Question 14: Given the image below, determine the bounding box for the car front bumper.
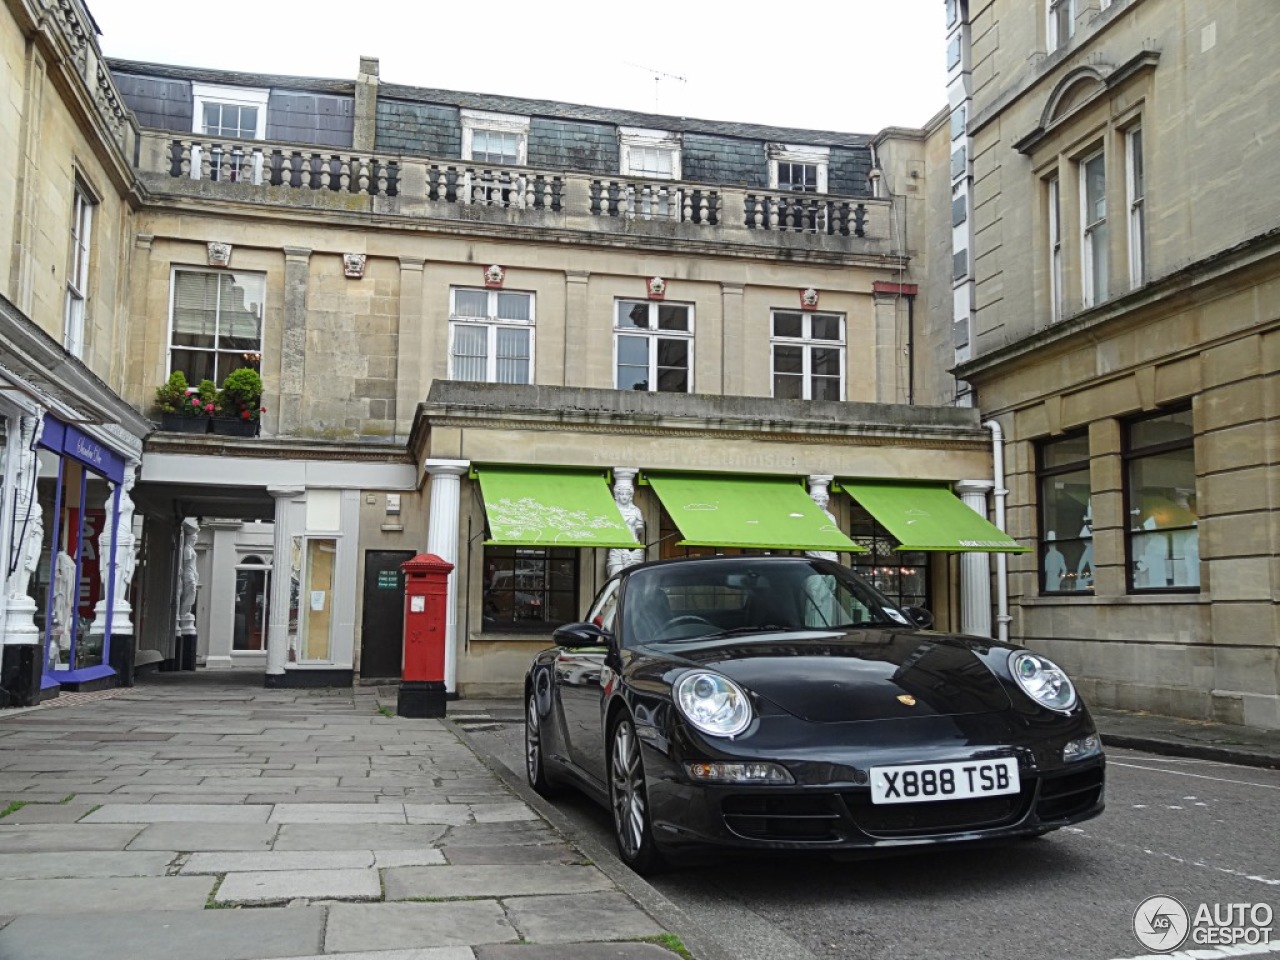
[644,748,1105,854]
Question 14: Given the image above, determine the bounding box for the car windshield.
[620,557,914,646]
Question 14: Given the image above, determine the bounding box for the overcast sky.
[85,0,948,134]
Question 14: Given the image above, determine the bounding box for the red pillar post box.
[398,553,455,718]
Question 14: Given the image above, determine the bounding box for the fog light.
[685,761,794,784]
[1062,735,1101,762]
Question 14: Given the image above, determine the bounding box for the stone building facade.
[1,0,1034,706]
[941,0,1280,728]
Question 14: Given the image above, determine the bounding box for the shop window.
[848,504,930,611]
[482,546,579,631]
[1125,407,1198,592]
[449,288,534,384]
[36,462,110,673]
[1037,432,1094,594]
[770,310,844,401]
[614,300,692,393]
[169,268,265,385]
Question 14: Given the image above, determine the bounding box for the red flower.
[190,396,200,407]
[241,410,250,420]
[204,403,215,414]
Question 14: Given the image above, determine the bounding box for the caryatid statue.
[3,416,45,647]
[606,468,646,578]
[90,460,139,639]
[806,474,839,562]
[177,518,200,635]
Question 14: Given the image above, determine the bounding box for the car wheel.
[525,692,559,797]
[609,716,665,874]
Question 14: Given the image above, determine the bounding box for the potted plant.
[154,371,209,433]
[211,368,264,437]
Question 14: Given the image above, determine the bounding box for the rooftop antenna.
[623,61,687,112]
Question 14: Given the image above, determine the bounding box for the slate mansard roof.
[107,58,875,195]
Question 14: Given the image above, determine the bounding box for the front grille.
[1036,767,1104,821]
[843,786,1032,837]
[722,793,844,842]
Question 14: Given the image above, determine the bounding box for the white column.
[265,486,304,677]
[955,480,994,638]
[425,459,468,694]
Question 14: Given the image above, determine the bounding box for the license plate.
[870,758,1020,805]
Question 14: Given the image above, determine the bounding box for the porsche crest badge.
[897,694,917,707]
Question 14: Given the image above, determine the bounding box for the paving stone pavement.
[0,673,683,960]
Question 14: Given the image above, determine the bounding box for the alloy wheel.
[525,694,541,785]
[610,718,646,860]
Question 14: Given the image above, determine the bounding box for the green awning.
[841,480,1029,553]
[476,467,641,547]
[646,473,864,553]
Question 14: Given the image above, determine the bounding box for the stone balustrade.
[591,179,719,225]
[745,193,869,238]
[169,140,397,197]
[137,130,896,257]
[426,165,562,211]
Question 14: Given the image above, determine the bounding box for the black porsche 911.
[524,555,1104,873]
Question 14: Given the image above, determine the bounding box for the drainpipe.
[983,419,1011,645]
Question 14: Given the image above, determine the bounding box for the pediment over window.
[1014,50,1160,155]
[1044,69,1107,126]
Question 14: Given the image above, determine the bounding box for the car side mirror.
[552,622,611,647]
[902,606,934,629]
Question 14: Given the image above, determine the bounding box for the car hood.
[663,631,1012,723]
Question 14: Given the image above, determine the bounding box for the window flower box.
[210,417,259,437]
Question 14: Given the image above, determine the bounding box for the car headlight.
[1010,652,1078,712]
[674,672,752,738]
[1063,735,1101,762]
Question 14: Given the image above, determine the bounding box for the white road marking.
[1064,829,1280,887]
[1110,761,1280,791]
[1110,753,1266,769]
[1109,941,1280,959]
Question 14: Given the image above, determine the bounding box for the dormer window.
[191,83,268,140]
[461,110,529,166]
[768,144,829,194]
[619,127,681,180]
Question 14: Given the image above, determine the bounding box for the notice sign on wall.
[377,570,399,590]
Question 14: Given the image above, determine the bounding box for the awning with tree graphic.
[476,467,641,547]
